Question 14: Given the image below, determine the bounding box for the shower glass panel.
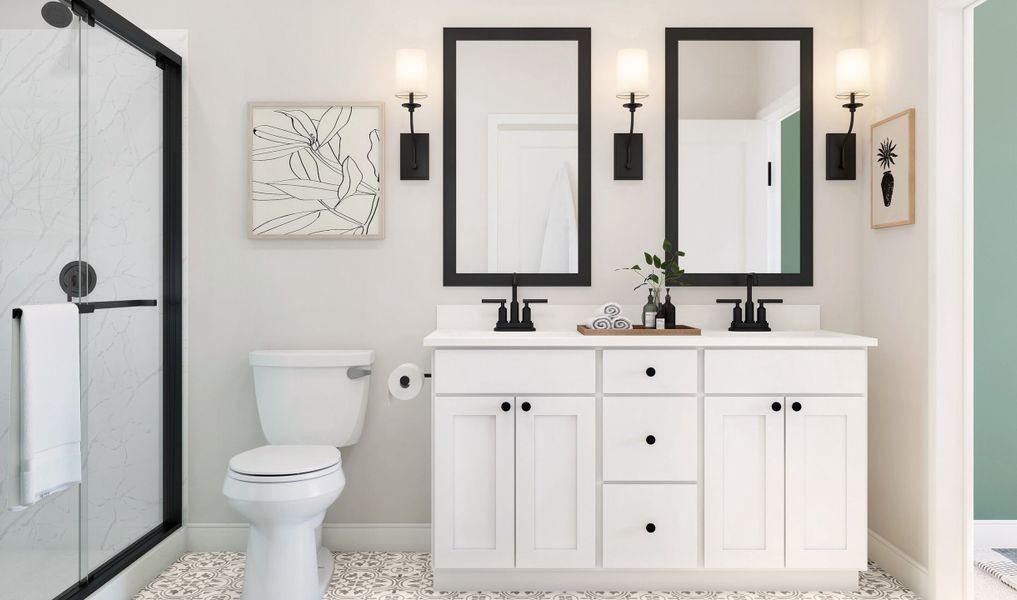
[0,1,180,598]
[80,21,164,572]
[0,16,83,600]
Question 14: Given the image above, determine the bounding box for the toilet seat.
[227,445,341,483]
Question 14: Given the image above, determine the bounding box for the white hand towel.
[611,316,633,329]
[538,165,579,273]
[598,302,622,317]
[12,304,81,508]
[585,315,613,330]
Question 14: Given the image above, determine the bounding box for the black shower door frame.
[55,1,182,599]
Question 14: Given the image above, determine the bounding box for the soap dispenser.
[663,288,676,329]
[642,293,656,328]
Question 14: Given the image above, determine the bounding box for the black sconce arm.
[840,92,864,169]
[622,92,643,170]
[401,92,422,170]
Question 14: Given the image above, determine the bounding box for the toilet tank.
[249,350,374,447]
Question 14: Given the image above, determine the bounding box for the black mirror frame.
[443,27,592,287]
[664,27,814,287]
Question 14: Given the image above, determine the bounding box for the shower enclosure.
[0,1,182,599]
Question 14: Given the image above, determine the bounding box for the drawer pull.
[771,401,782,412]
[645,523,656,533]
[521,401,532,412]
[645,435,656,445]
[792,401,802,412]
[645,367,656,377]
[501,401,511,412]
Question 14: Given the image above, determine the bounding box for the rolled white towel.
[611,316,633,330]
[585,315,613,330]
[598,302,622,317]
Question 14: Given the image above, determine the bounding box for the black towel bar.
[12,299,157,319]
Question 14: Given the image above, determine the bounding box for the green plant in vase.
[617,239,686,310]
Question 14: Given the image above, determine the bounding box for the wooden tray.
[577,324,702,336]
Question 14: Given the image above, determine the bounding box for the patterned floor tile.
[132,552,920,600]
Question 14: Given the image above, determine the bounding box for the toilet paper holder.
[398,372,431,388]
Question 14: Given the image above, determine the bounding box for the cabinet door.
[433,396,515,568]
[515,396,596,568]
[704,396,785,568]
[785,396,867,569]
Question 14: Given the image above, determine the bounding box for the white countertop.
[424,328,878,348]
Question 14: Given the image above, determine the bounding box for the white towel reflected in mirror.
[538,165,579,273]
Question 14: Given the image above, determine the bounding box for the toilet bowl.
[223,350,372,600]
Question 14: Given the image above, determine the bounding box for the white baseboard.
[868,529,929,599]
[90,528,186,600]
[186,523,431,553]
[974,520,1017,549]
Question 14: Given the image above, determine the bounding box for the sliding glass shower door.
[0,16,84,600]
[0,2,181,598]
[79,18,166,574]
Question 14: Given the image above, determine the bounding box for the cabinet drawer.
[434,349,595,394]
[603,350,697,394]
[602,484,698,568]
[704,349,866,394]
[603,397,697,482]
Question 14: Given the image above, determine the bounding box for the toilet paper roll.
[388,363,423,402]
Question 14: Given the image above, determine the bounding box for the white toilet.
[223,349,373,600]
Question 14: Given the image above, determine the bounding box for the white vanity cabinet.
[432,350,597,570]
[703,350,868,570]
[426,328,876,592]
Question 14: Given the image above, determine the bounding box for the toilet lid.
[228,445,341,477]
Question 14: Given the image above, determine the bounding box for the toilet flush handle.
[347,366,372,380]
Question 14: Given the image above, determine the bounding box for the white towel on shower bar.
[11,304,81,508]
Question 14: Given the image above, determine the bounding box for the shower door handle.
[13,299,157,319]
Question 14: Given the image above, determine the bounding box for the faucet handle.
[522,298,547,304]
[482,298,507,304]
[757,299,783,304]
[717,298,744,327]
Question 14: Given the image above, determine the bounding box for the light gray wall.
[862,0,929,569]
[104,0,867,526]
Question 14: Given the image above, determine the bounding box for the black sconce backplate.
[825,132,856,180]
[400,133,429,180]
[614,133,643,180]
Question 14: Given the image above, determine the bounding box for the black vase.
[881,170,895,207]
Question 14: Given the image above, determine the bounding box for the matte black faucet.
[482,273,547,332]
[716,273,783,332]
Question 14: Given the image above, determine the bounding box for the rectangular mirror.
[665,28,813,286]
[444,28,591,286]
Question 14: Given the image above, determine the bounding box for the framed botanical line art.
[870,108,915,229]
[249,102,384,239]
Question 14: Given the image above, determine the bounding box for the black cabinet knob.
[645,435,656,445]
[521,401,531,412]
[645,523,656,533]
[771,401,782,412]
[646,367,656,377]
[792,401,802,412]
[501,401,511,412]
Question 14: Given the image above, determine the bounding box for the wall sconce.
[395,48,429,180]
[614,48,648,180]
[826,48,871,180]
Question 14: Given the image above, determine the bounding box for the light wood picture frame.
[248,102,384,239]
[870,108,915,229]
